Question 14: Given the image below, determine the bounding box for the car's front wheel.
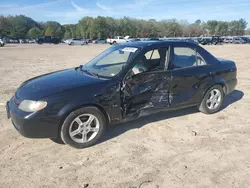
[198,85,224,114]
[61,107,106,149]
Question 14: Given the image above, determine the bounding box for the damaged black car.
[6,41,237,149]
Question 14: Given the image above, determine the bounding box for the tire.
[70,42,74,45]
[112,41,117,45]
[198,85,224,114]
[61,106,106,149]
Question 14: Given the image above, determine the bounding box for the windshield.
[82,45,140,78]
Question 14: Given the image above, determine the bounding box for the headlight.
[18,100,47,112]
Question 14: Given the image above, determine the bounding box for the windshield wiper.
[78,66,100,78]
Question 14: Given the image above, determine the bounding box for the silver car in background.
[223,37,233,43]
[233,37,245,44]
[66,38,88,45]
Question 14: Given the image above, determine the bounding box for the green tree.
[63,24,76,39]
[195,19,202,25]
[8,15,38,38]
[0,14,249,39]
[43,21,64,37]
[0,16,11,37]
[207,20,219,35]
[215,22,228,36]
[245,28,250,35]
[228,19,247,36]
[45,27,53,36]
[27,27,42,39]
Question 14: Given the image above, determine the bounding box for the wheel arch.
[202,78,227,100]
[63,103,110,124]
[211,78,227,94]
[56,103,111,137]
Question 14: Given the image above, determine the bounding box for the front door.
[121,47,171,116]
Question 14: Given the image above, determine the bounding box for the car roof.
[119,40,196,48]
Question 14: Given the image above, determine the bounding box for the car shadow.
[222,89,244,110]
[101,90,244,143]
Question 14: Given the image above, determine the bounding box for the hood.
[16,68,106,101]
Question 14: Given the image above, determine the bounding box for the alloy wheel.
[69,114,100,143]
[206,89,222,110]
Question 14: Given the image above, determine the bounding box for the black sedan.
[6,41,237,149]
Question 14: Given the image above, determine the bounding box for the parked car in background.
[36,36,61,44]
[66,38,88,45]
[0,39,5,46]
[28,39,36,44]
[107,36,130,45]
[93,39,107,44]
[233,37,246,44]
[86,39,93,43]
[199,36,223,45]
[9,39,19,43]
[241,37,250,44]
[6,40,237,149]
[129,38,141,42]
[211,36,223,45]
[19,39,25,44]
[198,37,212,45]
[223,37,233,43]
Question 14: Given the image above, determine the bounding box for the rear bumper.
[225,78,237,94]
[6,98,61,138]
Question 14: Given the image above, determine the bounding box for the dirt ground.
[0,43,249,188]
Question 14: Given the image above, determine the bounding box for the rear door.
[169,45,211,108]
[121,47,171,116]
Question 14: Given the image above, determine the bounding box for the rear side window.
[172,47,207,69]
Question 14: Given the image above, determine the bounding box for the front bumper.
[6,97,61,138]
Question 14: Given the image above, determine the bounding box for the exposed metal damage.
[120,73,172,120]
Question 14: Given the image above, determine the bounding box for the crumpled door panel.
[121,72,171,116]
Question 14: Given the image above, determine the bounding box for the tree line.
[0,15,248,39]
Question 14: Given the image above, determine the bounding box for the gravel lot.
[0,44,249,188]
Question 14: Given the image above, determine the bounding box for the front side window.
[82,46,140,77]
[172,47,207,69]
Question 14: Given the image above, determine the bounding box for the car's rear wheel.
[198,85,224,114]
[61,107,106,149]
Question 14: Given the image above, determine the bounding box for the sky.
[0,0,249,26]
